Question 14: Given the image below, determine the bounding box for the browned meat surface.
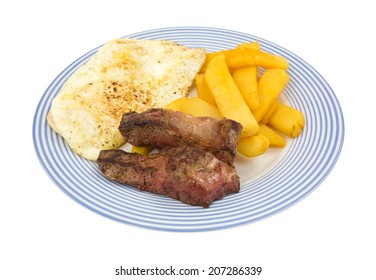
[97,146,240,207]
[118,108,242,165]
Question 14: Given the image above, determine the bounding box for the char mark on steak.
[118,108,242,165]
[97,146,240,208]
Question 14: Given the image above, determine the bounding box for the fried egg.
[48,38,206,160]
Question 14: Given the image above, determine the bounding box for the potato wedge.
[180,97,222,119]
[201,48,254,72]
[259,123,286,147]
[252,69,289,122]
[237,41,260,50]
[205,54,259,138]
[200,47,288,73]
[200,50,227,73]
[260,101,279,124]
[254,52,288,70]
[131,145,153,155]
[195,74,216,106]
[238,133,270,157]
[232,66,259,111]
[164,97,189,111]
[268,102,305,138]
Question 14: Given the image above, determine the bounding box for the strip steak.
[97,146,240,207]
[118,108,242,165]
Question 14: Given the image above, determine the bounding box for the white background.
[1,0,375,279]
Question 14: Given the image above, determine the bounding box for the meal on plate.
[47,37,306,207]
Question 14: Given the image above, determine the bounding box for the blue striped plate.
[33,27,344,231]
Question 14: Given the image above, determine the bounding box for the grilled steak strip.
[97,146,240,207]
[118,108,242,165]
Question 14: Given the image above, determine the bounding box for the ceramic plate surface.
[33,27,344,231]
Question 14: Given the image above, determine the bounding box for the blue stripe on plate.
[32,26,344,231]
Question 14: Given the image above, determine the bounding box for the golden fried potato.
[164,97,189,111]
[232,66,259,111]
[205,54,259,138]
[200,47,288,73]
[236,41,260,50]
[268,102,305,138]
[252,69,289,122]
[260,101,279,124]
[238,133,270,157]
[131,145,153,155]
[259,123,286,147]
[195,74,216,106]
[180,97,222,119]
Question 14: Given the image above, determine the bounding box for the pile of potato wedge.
[135,41,305,158]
